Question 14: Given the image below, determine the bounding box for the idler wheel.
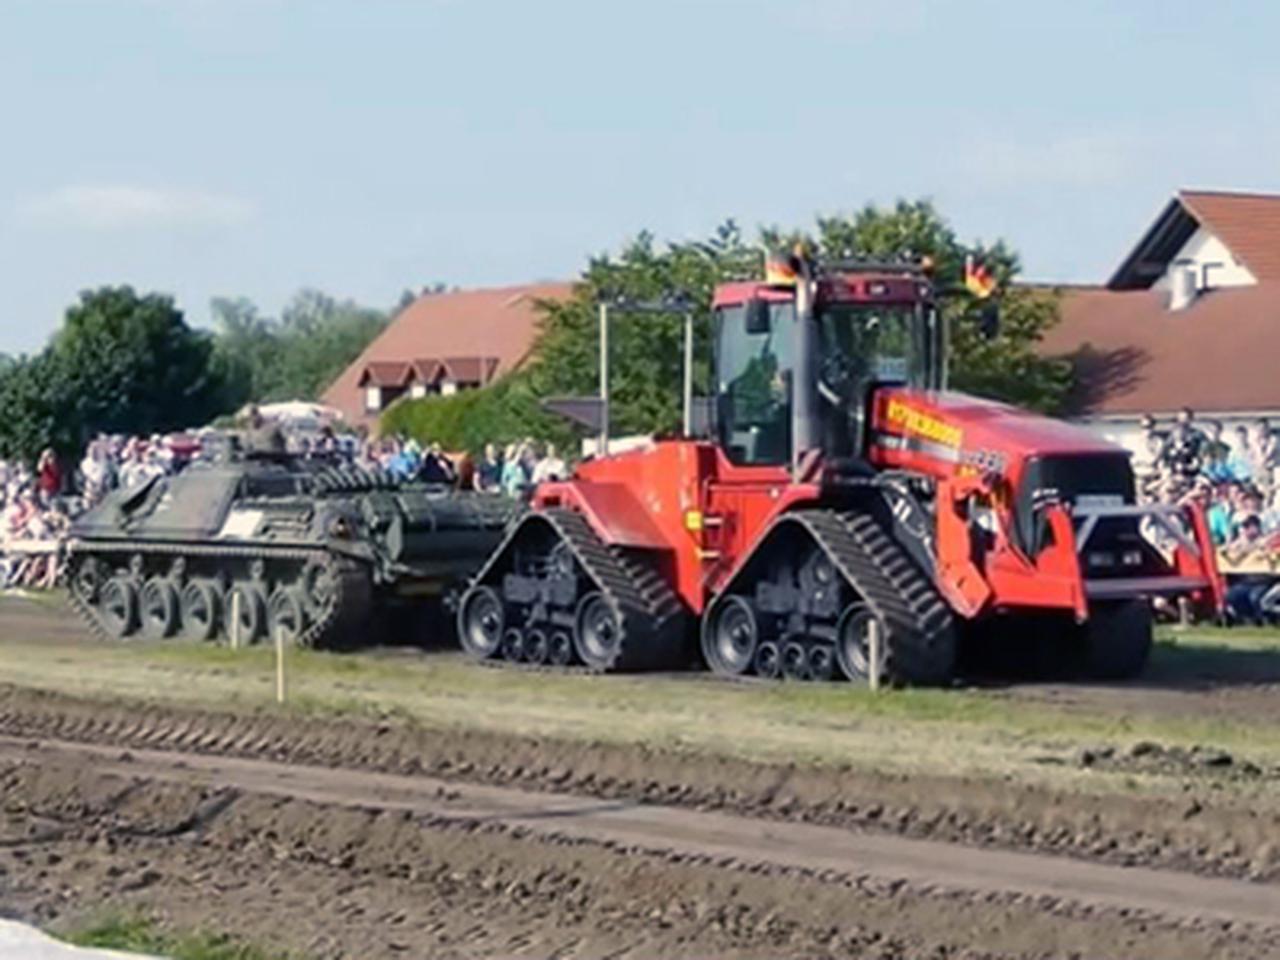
[72,557,101,605]
[180,579,221,642]
[99,576,139,639]
[140,577,180,639]
[836,604,884,683]
[457,586,504,659]
[573,592,623,671]
[701,595,758,677]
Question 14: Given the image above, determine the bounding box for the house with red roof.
[323,282,572,430]
[1043,189,1280,449]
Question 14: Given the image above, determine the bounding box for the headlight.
[1087,551,1115,568]
[1122,550,1143,567]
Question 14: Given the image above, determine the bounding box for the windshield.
[816,302,930,395]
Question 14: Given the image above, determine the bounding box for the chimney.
[1168,266,1197,311]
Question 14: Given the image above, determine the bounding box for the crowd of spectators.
[1134,408,1280,624]
[365,436,568,496]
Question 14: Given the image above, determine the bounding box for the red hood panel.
[873,389,1123,461]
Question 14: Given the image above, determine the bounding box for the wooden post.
[867,617,881,693]
[230,591,241,651]
[275,625,286,704]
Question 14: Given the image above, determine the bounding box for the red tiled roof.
[1180,190,1280,281]
[324,282,573,426]
[1040,283,1280,416]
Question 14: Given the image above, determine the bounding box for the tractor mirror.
[978,301,1000,339]
[744,298,771,335]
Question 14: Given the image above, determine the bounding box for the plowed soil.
[2,597,1280,957]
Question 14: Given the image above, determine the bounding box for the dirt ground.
[2,596,1280,958]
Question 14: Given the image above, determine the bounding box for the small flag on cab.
[964,254,997,299]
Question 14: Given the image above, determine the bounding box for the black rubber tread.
[459,508,686,674]
[781,509,956,687]
[66,544,371,651]
[1079,600,1153,680]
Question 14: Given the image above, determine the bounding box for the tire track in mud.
[3,740,1280,960]
[1,685,1278,885]
[4,734,1280,932]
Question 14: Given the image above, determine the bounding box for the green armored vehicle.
[66,452,517,648]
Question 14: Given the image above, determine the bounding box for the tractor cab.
[711,262,942,467]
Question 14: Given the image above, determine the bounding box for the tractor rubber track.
[784,509,957,685]
[470,508,687,672]
[67,543,372,650]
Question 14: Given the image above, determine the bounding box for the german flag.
[964,254,997,299]
[764,251,799,287]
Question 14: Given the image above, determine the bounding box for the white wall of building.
[1153,228,1256,291]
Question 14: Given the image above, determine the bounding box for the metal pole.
[682,310,694,436]
[275,625,286,704]
[598,302,610,456]
[230,591,240,651]
[867,617,881,692]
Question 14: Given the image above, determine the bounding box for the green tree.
[0,286,232,460]
[211,290,389,404]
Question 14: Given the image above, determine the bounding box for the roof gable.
[1109,189,1280,290]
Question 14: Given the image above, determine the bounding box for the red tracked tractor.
[457,252,1223,685]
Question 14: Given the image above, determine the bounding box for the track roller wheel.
[140,577,180,639]
[808,644,836,681]
[701,595,758,677]
[548,630,574,667]
[180,579,221,642]
[754,641,781,679]
[99,576,139,639]
[781,639,809,681]
[226,584,266,645]
[836,604,883,683]
[268,587,307,646]
[524,627,549,664]
[457,586,504,659]
[574,592,623,672]
[501,627,525,662]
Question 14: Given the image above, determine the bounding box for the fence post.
[230,592,241,651]
[867,617,881,693]
[275,624,286,704]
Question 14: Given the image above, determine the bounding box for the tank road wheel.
[268,587,307,647]
[71,557,102,606]
[754,641,782,679]
[524,627,550,665]
[701,595,758,677]
[99,577,139,639]
[226,584,266,645]
[140,577,180,639]
[300,558,339,622]
[1078,601,1154,680]
[781,639,810,681]
[180,580,221,642]
[574,592,624,672]
[457,586,504,659]
[548,630,574,667]
[501,627,526,662]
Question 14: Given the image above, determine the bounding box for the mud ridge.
[4,753,1279,960]
[1,684,1278,884]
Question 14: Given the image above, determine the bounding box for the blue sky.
[1,0,1276,352]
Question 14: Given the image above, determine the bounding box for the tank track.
[781,509,956,685]
[67,541,371,650]
[464,507,687,673]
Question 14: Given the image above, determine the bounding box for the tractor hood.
[869,388,1124,479]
